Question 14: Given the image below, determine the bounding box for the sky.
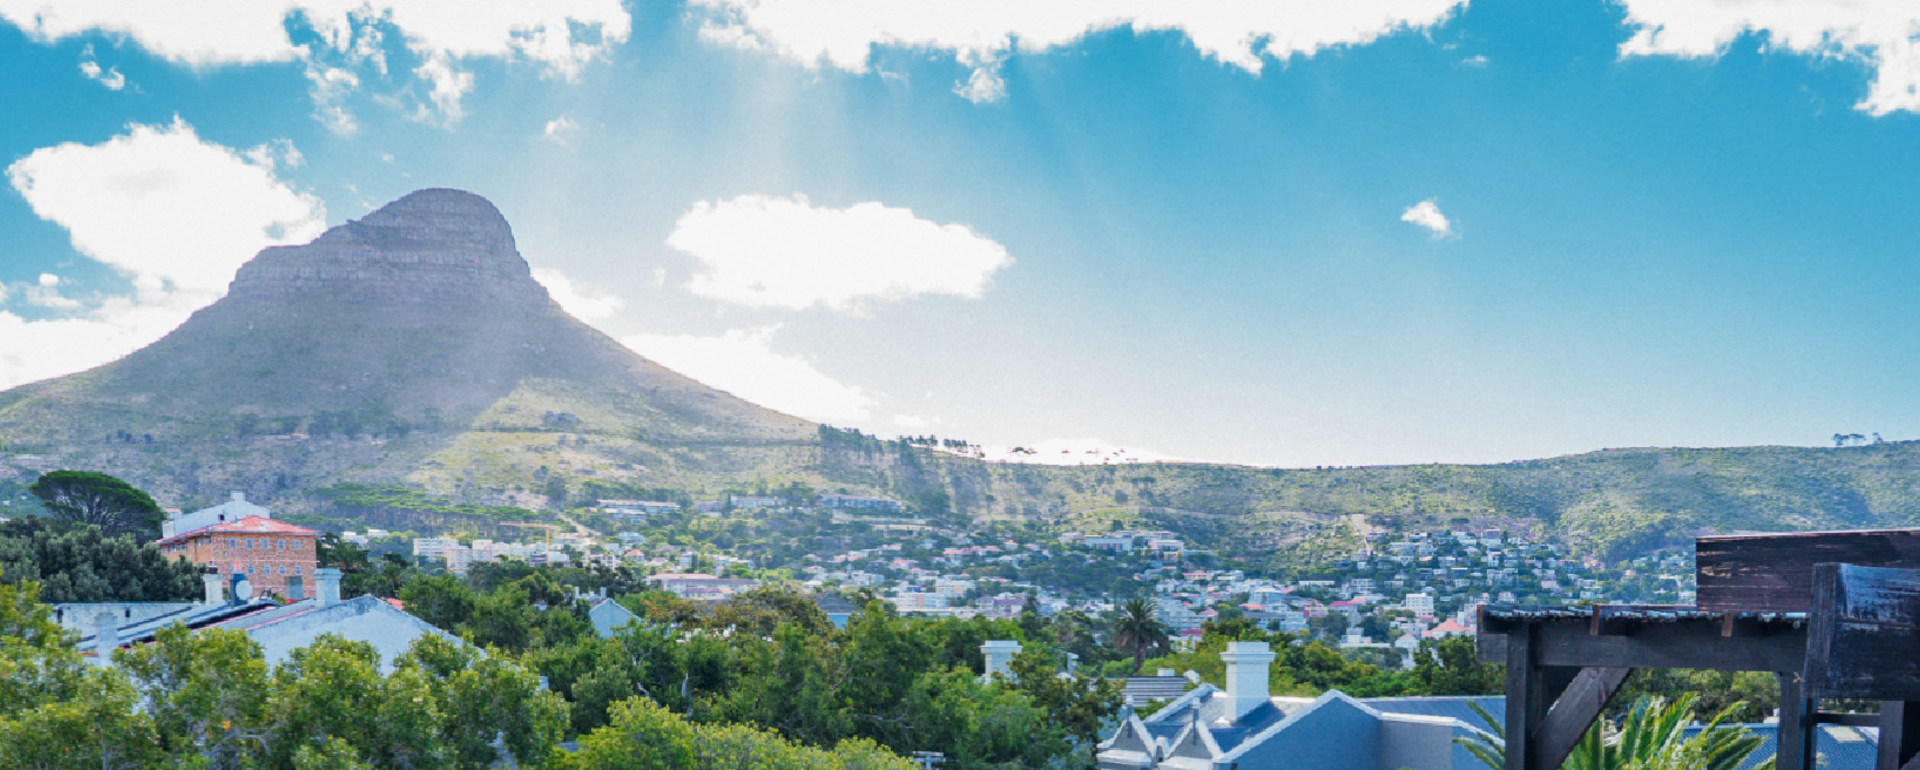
[3,0,1920,469]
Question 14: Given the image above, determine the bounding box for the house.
[1096,641,1502,770]
[588,596,641,637]
[649,573,759,600]
[818,494,903,513]
[78,569,463,672]
[155,493,319,600]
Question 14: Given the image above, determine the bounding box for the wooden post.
[1777,672,1816,770]
[1877,701,1920,770]
[1531,667,1631,770]
[1505,624,1540,770]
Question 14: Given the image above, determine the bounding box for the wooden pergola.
[1476,529,1920,770]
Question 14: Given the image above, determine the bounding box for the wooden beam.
[1814,712,1883,727]
[1807,563,1920,701]
[1529,667,1631,770]
[1777,672,1816,770]
[1698,529,1920,612]
[1477,620,1805,672]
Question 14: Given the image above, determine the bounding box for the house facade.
[156,493,319,599]
[1097,641,1501,770]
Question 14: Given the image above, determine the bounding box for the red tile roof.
[159,515,319,545]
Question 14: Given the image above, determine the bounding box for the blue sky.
[3,0,1919,468]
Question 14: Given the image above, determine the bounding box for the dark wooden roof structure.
[1477,528,1920,770]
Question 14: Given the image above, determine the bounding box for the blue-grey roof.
[1363,696,1506,732]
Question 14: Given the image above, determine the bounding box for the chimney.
[231,491,246,503]
[286,576,305,602]
[1221,641,1276,721]
[94,611,118,655]
[202,570,224,605]
[980,640,1022,683]
[315,568,342,607]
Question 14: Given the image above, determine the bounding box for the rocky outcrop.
[227,189,549,306]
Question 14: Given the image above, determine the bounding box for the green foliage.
[0,572,162,770]
[1112,597,1170,674]
[321,484,538,520]
[1411,635,1504,696]
[1006,647,1123,764]
[0,517,202,602]
[562,696,918,770]
[28,470,164,538]
[1458,694,1772,770]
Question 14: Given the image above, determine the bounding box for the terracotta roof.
[159,515,319,545]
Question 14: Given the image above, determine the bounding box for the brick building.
[158,514,319,600]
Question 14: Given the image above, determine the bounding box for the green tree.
[27,470,165,538]
[0,572,159,770]
[1007,646,1124,765]
[0,517,201,602]
[1411,635,1503,696]
[117,625,273,769]
[1111,598,1171,674]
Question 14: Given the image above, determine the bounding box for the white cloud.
[1400,198,1453,237]
[544,116,579,141]
[0,0,630,123]
[669,194,1012,312]
[78,44,126,89]
[689,0,1467,100]
[37,274,58,287]
[620,325,873,422]
[1616,1,1920,116]
[0,118,325,389]
[980,438,1195,466]
[532,268,624,319]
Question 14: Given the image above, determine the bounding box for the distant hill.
[3,189,1917,562]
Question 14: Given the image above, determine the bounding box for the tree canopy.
[0,517,201,603]
[27,471,165,538]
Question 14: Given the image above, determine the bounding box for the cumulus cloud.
[532,268,624,319]
[689,0,1467,101]
[669,194,1012,312]
[0,118,325,389]
[1615,0,1920,115]
[621,326,873,422]
[1401,198,1453,237]
[0,0,630,123]
[78,44,126,89]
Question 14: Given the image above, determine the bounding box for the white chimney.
[94,611,118,655]
[981,640,1022,683]
[202,571,224,605]
[1221,641,1276,721]
[315,568,342,607]
[231,491,246,503]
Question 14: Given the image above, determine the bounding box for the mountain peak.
[227,188,544,306]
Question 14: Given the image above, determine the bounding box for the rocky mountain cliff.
[0,189,813,511]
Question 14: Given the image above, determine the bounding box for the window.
[294,566,302,575]
[277,539,285,549]
[246,565,254,575]
[229,538,236,549]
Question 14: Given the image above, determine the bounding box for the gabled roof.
[158,515,319,545]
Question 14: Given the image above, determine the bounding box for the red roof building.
[157,515,320,600]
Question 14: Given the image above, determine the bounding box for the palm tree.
[1112,598,1172,674]
[1457,693,1772,770]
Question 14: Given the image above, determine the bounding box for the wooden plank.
[1530,667,1631,770]
[1879,701,1920,770]
[1478,621,1804,670]
[1806,563,1920,700]
[1814,712,1883,727]
[1698,529,1920,613]
[1778,673,1816,770]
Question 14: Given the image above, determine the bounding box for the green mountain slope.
[2,189,1915,561]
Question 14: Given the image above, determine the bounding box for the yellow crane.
[501,521,562,550]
